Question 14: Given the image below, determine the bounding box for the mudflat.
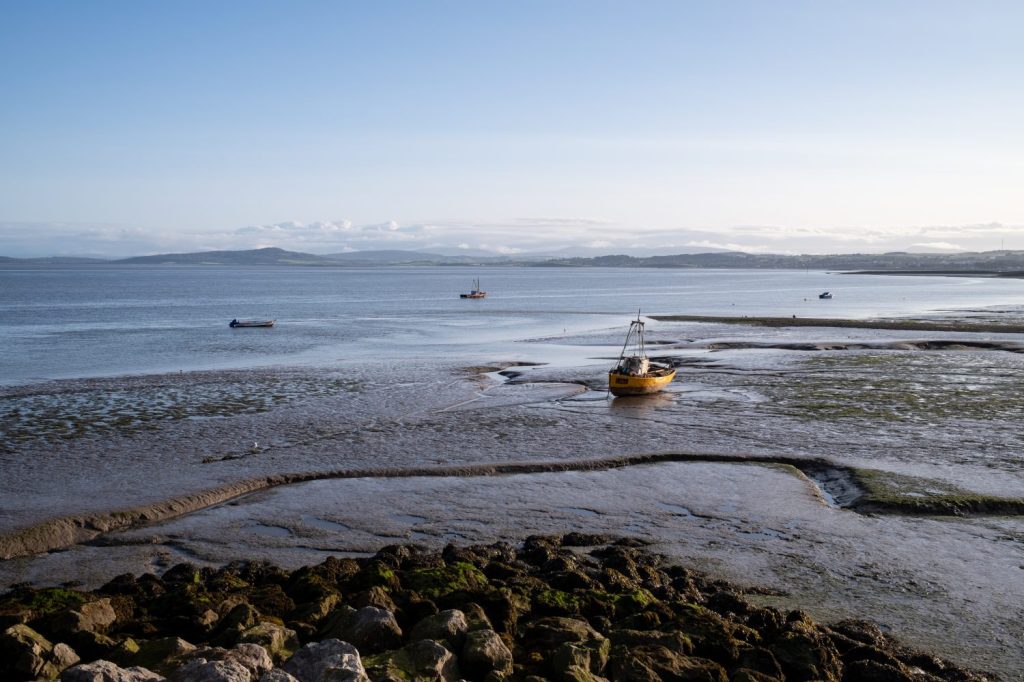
[2,315,1023,678]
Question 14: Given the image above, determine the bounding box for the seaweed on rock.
[0,536,997,681]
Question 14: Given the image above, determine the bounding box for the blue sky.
[2,1,1023,257]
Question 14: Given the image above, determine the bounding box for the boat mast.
[636,310,645,358]
[617,310,646,361]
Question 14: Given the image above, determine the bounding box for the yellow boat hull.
[608,368,675,396]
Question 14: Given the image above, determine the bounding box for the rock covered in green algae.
[460,628,514,679]
[0,535,998,681]
[364,638,461,681]
[238,622,300,663]
[319,606,403,655]
[408,609,469,651]
[0,623,80,680]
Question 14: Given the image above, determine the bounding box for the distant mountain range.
[115,247,334,266]
[113,248,518,266]
[3,246,1024,272]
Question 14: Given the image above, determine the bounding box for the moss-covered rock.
[769,616,843,682]
[347,560,401,593]
[319,605,403,655]
[288,591,341,627]
[550,637,610,680]
[409,609,469,651]
[461,628,514,679]
[0,535,993,682]
[364,638,460,681]
[532,588,584,616]
[239,621,299,663]
[405,562,489,602]
[0,586,88,628]
[131,635,197,674]
[608,645,728,682]
[48,597,117,635]
[0,623,80,680]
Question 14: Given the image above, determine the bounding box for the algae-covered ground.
[768,351,1024,424]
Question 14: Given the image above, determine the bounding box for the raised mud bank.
[650,314,1024,335]
[846,269,1024,279]
[0,535,996,681]
[5,454,1023,561]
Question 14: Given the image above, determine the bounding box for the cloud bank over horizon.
[2,219,1021,260]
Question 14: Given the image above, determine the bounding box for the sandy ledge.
[4,453,1022,561]
[650,314,1024,334]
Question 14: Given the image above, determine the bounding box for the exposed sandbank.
[4,453,1022,562]
[846,269,1024,278]
[650,314,1024,334]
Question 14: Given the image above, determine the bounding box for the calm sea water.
[2,265,1022,384]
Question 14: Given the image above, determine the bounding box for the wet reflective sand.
[2,318,1024,678]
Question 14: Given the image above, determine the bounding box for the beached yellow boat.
[608,314,675,396]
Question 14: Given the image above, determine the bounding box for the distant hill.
[520,245,735,259]
[6,247,1024,272]
[323,249,447,262]
[112,247,509,266]
[322,249,515,265]
[535,250,1024,272]
[115,247,333,265]
[0,256,110,264]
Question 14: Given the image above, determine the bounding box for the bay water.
[3,265,1021,385]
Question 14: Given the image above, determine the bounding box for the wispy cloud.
[911,241,964,251]
[684,239,777,253]
[236,220,355,236]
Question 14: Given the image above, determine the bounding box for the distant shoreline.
[5,246,1024,271]
[649,314,1024,334]
[845,269,1024,278]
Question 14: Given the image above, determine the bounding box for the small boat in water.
[229,319,275,328]
[460,278,486,299]
[608,313,675,396]
[818,291,833,299]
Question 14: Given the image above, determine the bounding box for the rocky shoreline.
[0,535,995,682]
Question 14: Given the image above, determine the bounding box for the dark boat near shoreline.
[229,319,275,328]
[460,278,486,299]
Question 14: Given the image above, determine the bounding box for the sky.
[2,1,1024,258]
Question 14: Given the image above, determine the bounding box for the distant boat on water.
[229,319,275,328]
[818,291,833,299]
[608,313,675,397]
[460,278,486,299]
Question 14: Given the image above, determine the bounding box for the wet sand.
[651,313,1024,335]
[3,317,1024,678]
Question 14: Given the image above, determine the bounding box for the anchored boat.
[460,278,487,299]
[229,319,275,328]
[818,291,833,299]
[608,313,675,396]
